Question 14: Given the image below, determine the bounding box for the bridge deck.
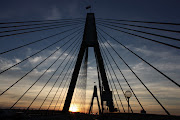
[1,109,180,120]
[101,113,180,120]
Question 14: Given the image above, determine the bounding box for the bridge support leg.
[62,44,86,112]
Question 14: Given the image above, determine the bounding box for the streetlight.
[125,90,132,113]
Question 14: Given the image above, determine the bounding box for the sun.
[69,104,78,112]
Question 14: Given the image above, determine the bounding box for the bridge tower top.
[83,13,98,47]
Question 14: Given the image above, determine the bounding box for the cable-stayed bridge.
[0,13,180,120]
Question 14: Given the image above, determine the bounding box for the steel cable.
[26,34,82,110]
[98,27,180,88]
[96,18,180,25]
[97,24,180,50]
[0,27,83,76]
[97,27,171,115]
[96,20,180,33]
[9,30,83,109]
[97,22,180,42]
[0,26,83,55]
[0,19,84,29]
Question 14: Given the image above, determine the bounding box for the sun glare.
[69,104,78,112]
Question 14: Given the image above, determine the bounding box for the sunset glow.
[69,104,79,112]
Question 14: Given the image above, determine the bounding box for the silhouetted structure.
[63,13,114,113]
[0,10,180,118]
[89,85,101,114]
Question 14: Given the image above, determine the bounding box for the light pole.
[125,90,132,113]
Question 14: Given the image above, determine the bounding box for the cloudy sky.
[0,0,180,115]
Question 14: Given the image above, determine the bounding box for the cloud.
[26,47,68,69]
[132,45,179,60]
[45,6,62,20]
[66,1,79,18]
[0,57,21,71]
[154,62,180,71]
[99,39,119,48]
[0,43,180,115]
[132,62,145,71]
[29,56,43,64]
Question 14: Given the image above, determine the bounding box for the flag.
[86,6,91,9]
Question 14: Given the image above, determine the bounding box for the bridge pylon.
[62,13,115,113]
[89,85,101,114]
